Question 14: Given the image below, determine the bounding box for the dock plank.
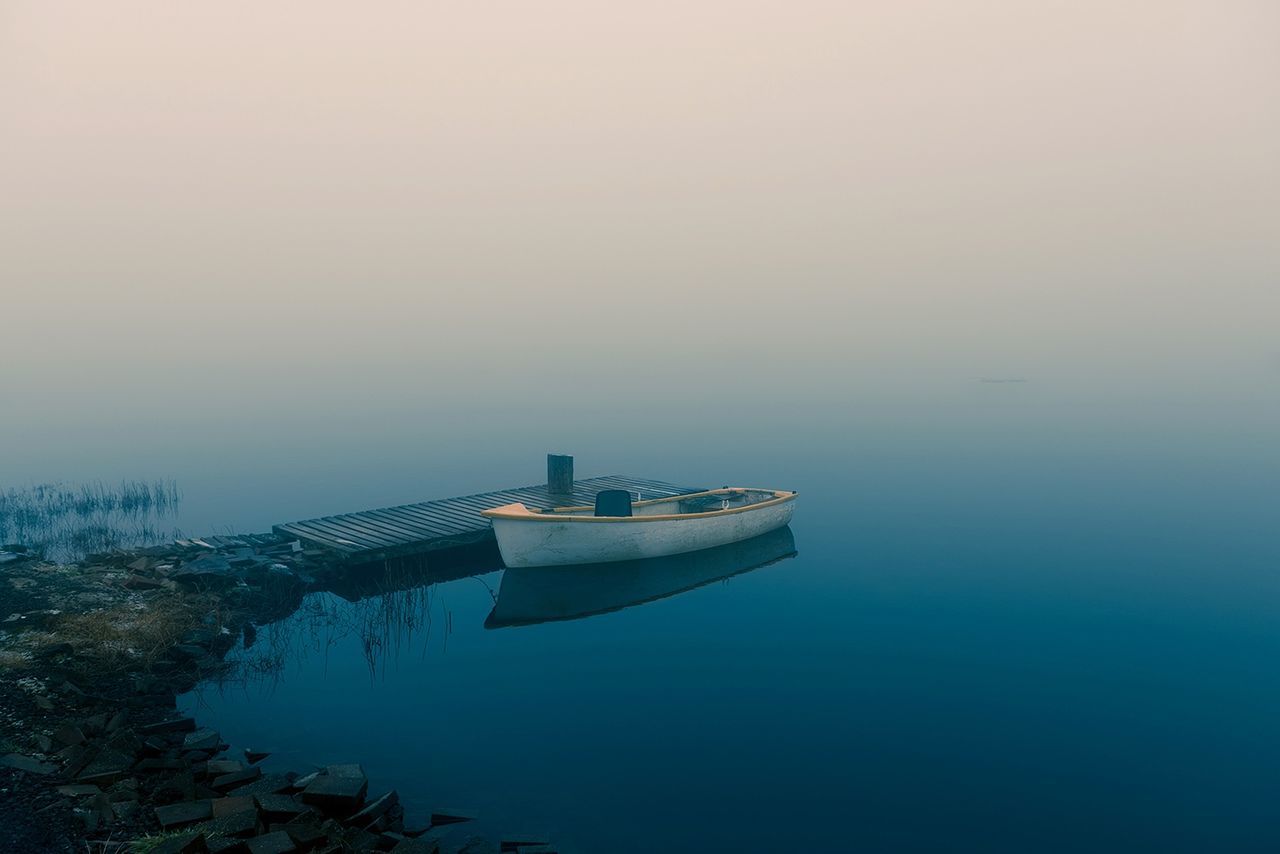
[273,475,701,561]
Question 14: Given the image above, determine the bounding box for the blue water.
[178,438,1280,852]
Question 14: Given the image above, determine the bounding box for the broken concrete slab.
[212,765,262,791]
[430,807,477,826]
[139,717,197,736]
[183,728,222,751]
[325,763,366,778]
[348,790,398,828]
[301,772,368,813]
[453,837,499,854]
[210,795,257,817]
[155,799,213,828]
[106,709,128,732]
[207,759,245,776]
[245,831,298,854]
[192,807,260,838]
[149,831,209,854]
[1,753,58,775]
[76,747,136,785]
[276,816,328,850]
[255,792,312,820]
[137,755,188,772]
[57,784,102,797]
[227,772,295,798]
[244,834,296,854]
[390,839,441,854]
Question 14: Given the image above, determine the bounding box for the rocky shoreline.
[0,538,544,854]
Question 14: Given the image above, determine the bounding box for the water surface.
[176,430,1279,852]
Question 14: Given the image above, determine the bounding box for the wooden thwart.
[273,475,702,561]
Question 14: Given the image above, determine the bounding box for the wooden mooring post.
[547,453,574,497]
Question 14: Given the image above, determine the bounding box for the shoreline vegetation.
[0,482,528,854]
[0,480,182,565]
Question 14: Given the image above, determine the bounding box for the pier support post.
[548,454,574,497]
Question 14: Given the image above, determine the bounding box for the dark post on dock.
[548,453,574,497]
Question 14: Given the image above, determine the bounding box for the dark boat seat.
[594,489,633,517]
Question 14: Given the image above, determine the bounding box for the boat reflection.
[485,526,797,628]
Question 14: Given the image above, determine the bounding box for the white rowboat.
[481,487,798,568]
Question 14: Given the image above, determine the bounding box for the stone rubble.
[0,536,543,854]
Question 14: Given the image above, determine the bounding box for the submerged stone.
[348,790,398,828]
[430,807,478,826]
[390,839,440,854]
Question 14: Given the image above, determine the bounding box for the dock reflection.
[485,526,797,629]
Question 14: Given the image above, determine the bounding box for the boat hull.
[489,492,796,568]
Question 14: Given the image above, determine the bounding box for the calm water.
[7,5,1278,849]
[162,422,1280,853]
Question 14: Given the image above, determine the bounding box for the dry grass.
[50,592,222,674]
[0,649,33,669]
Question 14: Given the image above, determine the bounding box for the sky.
[2,1,1277,488]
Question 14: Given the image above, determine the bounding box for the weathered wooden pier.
[273,455,702,562]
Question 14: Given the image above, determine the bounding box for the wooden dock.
[273,472,702,562]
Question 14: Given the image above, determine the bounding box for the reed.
[0,479,181,562]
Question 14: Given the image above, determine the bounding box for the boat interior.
[545,488,788,518]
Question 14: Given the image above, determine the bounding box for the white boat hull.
[485,489,797,568]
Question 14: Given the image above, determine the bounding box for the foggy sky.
[2,1,1277,480]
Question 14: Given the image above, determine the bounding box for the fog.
[3,1,1277,498]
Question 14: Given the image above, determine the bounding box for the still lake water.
[144,410,1280,853]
